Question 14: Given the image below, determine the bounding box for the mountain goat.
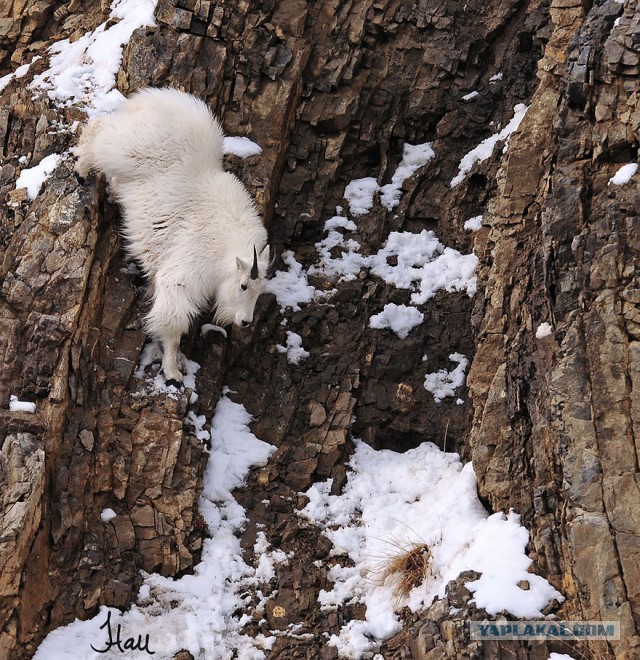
[74,87,270,386]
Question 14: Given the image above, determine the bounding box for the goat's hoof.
[74,171,85,186]
[165,378,183,389]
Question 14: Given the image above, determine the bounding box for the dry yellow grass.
[377,542,431,599]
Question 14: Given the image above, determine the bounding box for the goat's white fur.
[74,87,269,384]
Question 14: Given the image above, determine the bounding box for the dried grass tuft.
[378,542,431,599]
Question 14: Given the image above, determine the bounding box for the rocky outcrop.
[0,1,104,70]
[0,102,209,656]
[0,0,639,658]
[467,1,640,656]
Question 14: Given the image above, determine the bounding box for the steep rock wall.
[467,1,640,657]
[0,0,638,658]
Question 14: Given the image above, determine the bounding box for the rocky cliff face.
[468,1,640,656]
[0,0,639,658]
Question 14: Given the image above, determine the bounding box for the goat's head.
[215,244,271,327]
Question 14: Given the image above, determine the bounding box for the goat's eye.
[241,284,248,291]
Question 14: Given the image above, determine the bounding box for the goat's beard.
[212,304,236,327]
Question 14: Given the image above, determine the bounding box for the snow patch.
[450,104,528,188]
[185,410,210,442]
[265,250,322,311]
[608,162,638,186]
[369,303,424,340]
[9,395,36,413]
[276,331,310,365]
[30,0,157,117]
[100,508,117,524]
[380,142,435,211]
[424,353,469,403]
[310,227,366,282]
[34,392,281,660]
[15,153,62,200]
[0,55,41,93]
[342,143,435,215]
[324,215,357,232]
[310,222,477,304]
[223,136,262,158]
[369,230,478,304]
[302,440,564,657]
[464,215,483,231]
[344,177,379,216]
[536,322,553,339]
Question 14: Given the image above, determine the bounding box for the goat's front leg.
[146,282,191,388]
[160,329,183,387]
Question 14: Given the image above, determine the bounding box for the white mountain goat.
[73,87,270,386]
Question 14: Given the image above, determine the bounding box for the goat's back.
[77,87,225,183]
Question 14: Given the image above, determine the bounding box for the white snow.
[369,230,478,304]
[608,162,638,186]
[223,136,262,158]
[464,215,483,231]
[100,508,117,524]
[15,153,62,201]
[0,72,16,93]
[450,103,528,188]
[380,142,435,211]
[265,250,321,311]
[342,143,435,215]
[461,91,479,101]
[344,177,379,216]
[276,331,310,364]
[548,654,576,660]
[9,395,36,413]
[310,223,477,305]
[34,392,282,660]
[536,322,553,339]
[489,72,503,82]
[30,0,157,117]
[311,227,366,281]
[134,341,201,401]
[185,410,210,442]
[302,439,564,657]
[369,303,424,340]
[324,215,357,232]
[301,164,475,315]
[424,353,469,403]
[0,55,41,93]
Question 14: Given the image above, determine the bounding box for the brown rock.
[1,0,640,658]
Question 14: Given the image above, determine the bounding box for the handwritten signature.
[90,610,155,655]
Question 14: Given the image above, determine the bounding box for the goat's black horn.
[250,245,259,280]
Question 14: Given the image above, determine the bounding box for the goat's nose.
[241,320,250,327]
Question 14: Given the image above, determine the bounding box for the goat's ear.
[259,244,270,263]
[236,257,247,271]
